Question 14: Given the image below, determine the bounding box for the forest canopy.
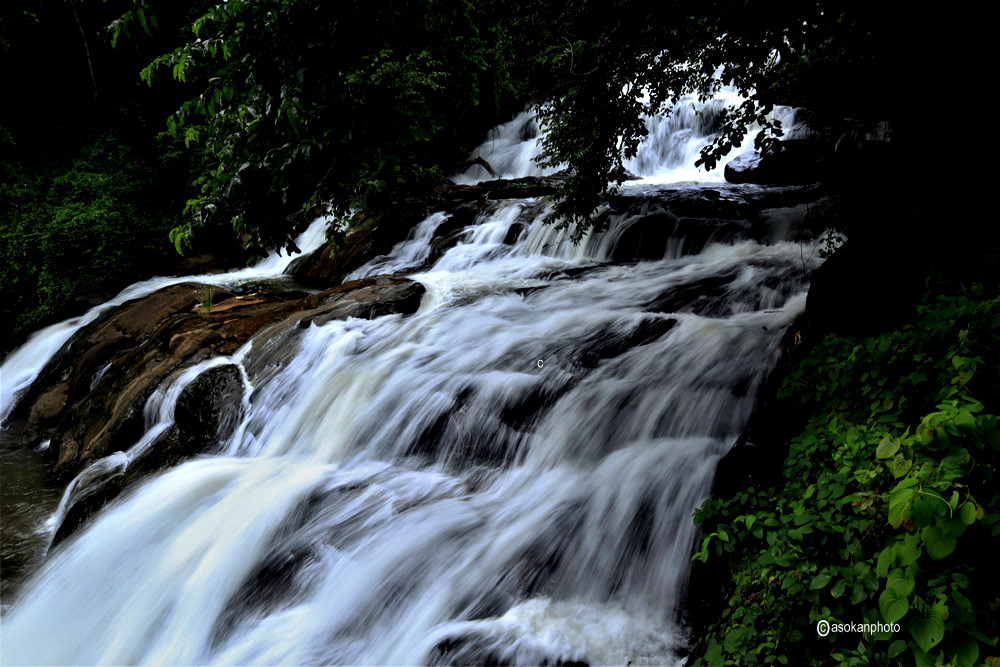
[104,0,920,251]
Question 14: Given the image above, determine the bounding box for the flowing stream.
[1,97,823,665]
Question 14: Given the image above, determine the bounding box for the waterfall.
[453,88,806,186]
[1,95,828,665]
[1,182,822,664]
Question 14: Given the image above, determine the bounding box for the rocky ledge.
[2,275,425,536]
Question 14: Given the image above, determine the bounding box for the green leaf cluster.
[0,130,182,349]
[121,0,507,256]
[691,281,1000,666]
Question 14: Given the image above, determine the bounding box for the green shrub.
[1,130,181,349]
[692,281,1000,666]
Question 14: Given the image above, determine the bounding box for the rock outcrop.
[289,176,565,288]
[724,139,831,185]
[6,276,426,489]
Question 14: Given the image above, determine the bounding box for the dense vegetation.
[691,274,1000,666]
[100,0,923,247]
[0,1,197,350]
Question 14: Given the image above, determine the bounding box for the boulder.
[7,276,426,488]
[174,364,244,449]
[724,140,830,185]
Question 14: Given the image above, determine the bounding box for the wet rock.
[50,366,245,547]
[504,222,525,245]
[288,199,432,288]
[287,226,376,288]
[609,213,751,262]
[437,175,563,202]
[647,272,738,315]
[25,383,70,439]
[299,276,426,327]
[290,177,562,288]
[175,364,244,448]
[7,276,425,489]
[610,163,639,182]
[51,471,127,548]
[54,439,79,474]
[577,318,678,369]
[25,275,426,546]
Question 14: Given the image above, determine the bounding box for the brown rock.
[54,440,79,473]
[27,383,70,428]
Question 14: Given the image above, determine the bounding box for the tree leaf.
[960,501,977,525]
[875,547,893,577]
[921,524,957,560]
[889,485,915,528]
[909,608,945,653]
[891,453,912,478]
[893,534,921,566]
[876,435,899,459]
[887,567,914,597]
[879,586,909,624]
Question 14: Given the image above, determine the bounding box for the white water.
[454,88,804,186]
[2,97,825,665]
[0,217,330,425]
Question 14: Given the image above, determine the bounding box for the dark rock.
[805,238,920,336]
[25,383,70,440]
[7,276,425,490]
[609,213,750,263]
[724,140,830,185]
[609,212,678,261]
[610,163,639,182]
[647,272,738,315]
[289,177,563,289]
[288,199,432,288]
[303,276,426,327]
[286,227,376,288]
[29,276,426,545]
[504,222,525,245]
[577,318,677,368]
[175,364,244,448]
[436,175,564,202]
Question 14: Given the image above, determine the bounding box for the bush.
[0,129,182,350]
[691,280,1000,666]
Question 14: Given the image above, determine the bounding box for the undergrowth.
[692,279,1000,666]
[0,129,182,350]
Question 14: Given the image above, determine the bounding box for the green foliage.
[104,0,911,249]
[197,285,215,317]
[0,131,181,349]
[505,0,916,228]
[117,0,505,256]
[691,282,1000,666]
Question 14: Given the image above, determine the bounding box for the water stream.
[1,96,823,665]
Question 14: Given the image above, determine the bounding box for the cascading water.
[1,97,827,666]
[43,347,254,548]
[453,88,806,186]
